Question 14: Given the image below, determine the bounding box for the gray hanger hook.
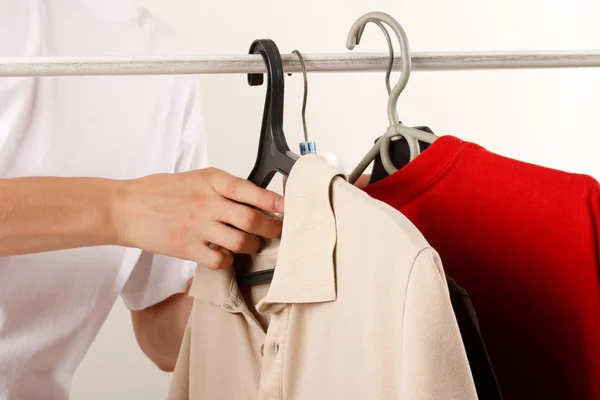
[346,12,424,183]
[291,50,309,143]
[347,12,411,127]
[356,21,395,96]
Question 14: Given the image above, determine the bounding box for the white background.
[71,0,600,399]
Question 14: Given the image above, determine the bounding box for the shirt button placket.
[259,308,289,399]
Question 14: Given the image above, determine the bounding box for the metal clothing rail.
[1,51,600,77]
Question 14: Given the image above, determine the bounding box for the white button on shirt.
[0,1,207,398]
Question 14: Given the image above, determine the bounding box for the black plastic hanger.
[237,39,299,287]
[246,39,299,188]
[368,125,434,185]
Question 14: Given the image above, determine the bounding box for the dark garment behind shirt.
[447,276,503,400]
[368,126,433,186]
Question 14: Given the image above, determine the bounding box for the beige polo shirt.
[168,154,477,400]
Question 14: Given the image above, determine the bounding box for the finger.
[203,222,262,254]
[208,242,235,257]
[217,199,283,239]
[188,243,234,270]
[212,175,284,214]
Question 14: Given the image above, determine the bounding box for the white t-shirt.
[0,1,207,398]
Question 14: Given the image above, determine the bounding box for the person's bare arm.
[131,281,194,372]
[0,177,122,256]
[0,168,283,265]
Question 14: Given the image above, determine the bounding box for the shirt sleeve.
[121,77,207,311]
[400,248,479,400]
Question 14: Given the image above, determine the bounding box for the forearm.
[131,284,193,372]
[0,176,122,255]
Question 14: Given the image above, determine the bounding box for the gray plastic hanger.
[346,12,438,184]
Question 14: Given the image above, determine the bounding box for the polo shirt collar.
[262,154,345,304]
[190,154,345,307]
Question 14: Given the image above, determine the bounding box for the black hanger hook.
[248,39,285,133]
[245,39,298,191]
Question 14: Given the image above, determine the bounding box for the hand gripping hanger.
[347,12,438,184]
